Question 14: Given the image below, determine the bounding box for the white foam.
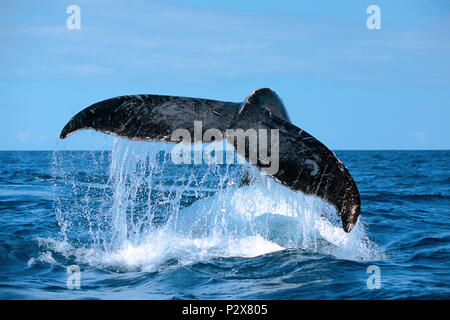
[47,139,385,272]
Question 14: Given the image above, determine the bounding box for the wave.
[363,191,450,202]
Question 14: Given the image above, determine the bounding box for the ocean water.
[0,141,449,299]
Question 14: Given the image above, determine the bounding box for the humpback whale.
[60,88,361,232]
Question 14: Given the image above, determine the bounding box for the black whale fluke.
[60,88,361,232]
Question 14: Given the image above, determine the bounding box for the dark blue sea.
[0,142,449,299]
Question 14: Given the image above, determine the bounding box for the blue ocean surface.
[0,142,449,299]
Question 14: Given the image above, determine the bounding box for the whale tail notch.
[60,88,361,232]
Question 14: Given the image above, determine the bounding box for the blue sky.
[1,0,449,150]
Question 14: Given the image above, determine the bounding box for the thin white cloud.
[17,129,32,143]
[1,1,449,84]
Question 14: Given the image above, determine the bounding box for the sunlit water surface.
[0,141,448,299]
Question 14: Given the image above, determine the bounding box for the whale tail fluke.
[60,88,361,232]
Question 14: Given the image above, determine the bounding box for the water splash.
[49,138,384,272]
